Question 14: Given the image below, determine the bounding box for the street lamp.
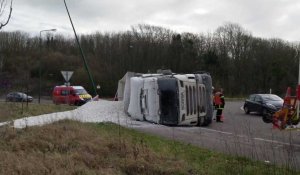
[39,28,57,104]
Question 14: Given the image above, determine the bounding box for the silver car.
[6,92,33,102]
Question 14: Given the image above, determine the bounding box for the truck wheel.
[200,116,212,126]
[197,116,205,126]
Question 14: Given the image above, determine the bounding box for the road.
[130,100,300,170]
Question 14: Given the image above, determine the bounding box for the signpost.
[61,71,73,86]
[61,71,73,104]
[297,51,300,121]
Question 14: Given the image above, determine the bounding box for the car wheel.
[244,106,250,114]
[262,112,273,123]
[74,101,80,106]
[262,108,268,116]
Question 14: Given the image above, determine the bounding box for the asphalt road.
[131,100,300,170]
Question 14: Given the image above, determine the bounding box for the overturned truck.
[117,71,213,126]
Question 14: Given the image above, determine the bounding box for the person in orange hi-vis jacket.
[213,88,225,122]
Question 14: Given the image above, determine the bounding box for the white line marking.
[199,127,233,135]
[254,137,300,147]
[199,127,300,147]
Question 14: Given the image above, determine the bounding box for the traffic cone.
[272,117,279,129]
[221,114,224,122]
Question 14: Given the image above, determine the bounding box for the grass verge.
[0,102,75,122]
[0,120,298,175]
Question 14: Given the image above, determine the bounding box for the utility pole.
[297,50,300,120]
[63,0,98,96]
[39,29,56,103]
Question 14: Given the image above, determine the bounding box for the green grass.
[0,120,299,174]
[0,102,75,122]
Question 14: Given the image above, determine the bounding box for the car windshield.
[75,88,87,95]
[261,94,282,101]
[17,93,27,98]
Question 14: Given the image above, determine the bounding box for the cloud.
[1,0,300,42]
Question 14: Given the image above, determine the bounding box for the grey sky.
[2,0,300,42]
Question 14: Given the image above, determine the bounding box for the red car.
[52,85,92,106]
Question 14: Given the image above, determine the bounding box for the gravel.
[6,100,151,129]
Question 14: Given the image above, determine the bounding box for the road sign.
[61,71,73,82]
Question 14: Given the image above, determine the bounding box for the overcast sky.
[1,0,300,42]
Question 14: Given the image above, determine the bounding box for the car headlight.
[266,103,276,110]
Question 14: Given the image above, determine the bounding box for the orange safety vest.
[214,94,222,105]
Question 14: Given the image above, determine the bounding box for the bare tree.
[0,0,13,30]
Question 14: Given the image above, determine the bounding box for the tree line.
[0,23,299,97]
